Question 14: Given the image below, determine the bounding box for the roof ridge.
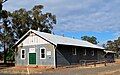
[15,29,104,49]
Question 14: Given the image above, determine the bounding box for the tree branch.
[2,0,7,4]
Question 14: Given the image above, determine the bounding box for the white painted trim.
[21,49,25,60]
[27,51,29,65]
[53,46,56,67]
[40,47,46,59]
[36,50,37,65]
[17,32,49,47]
[18,43,49,47]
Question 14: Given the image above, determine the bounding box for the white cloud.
[2,0,120,35]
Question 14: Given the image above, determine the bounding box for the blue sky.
[3,0,120,45]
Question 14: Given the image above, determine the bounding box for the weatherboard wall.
[15,32,55,67]
[56,45,104,66]
[18,33,49,47]
[15,44,55,66]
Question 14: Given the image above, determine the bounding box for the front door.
[29,53,36,64]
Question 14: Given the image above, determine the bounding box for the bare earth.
[40,63,120,75]
[1,59,120,75]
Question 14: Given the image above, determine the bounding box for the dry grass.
[99,69,120,75]
[0,61,118,74]
[115,59,120,64]
[0,67,51,74]
[0,64,111,74]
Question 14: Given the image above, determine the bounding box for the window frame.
[21,49,25,59]
[91,50,95,56]
[40,47,46,59]
[83,49,86,56]
[73,48,77,55]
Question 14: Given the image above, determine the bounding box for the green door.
[29,53,36,64]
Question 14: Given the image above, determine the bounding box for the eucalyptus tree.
[0,10,15,63]
[0,0,7,19]
[10,5,56,38]
[105,37,120,57]
[106,37,120,51]
[0,0,14,63]
[0,4,56,63]
[81,36,98,44]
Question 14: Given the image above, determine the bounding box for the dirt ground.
[1,59,120,75]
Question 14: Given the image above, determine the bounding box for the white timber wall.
[18,33,49,47]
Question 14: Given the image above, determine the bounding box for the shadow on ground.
[0,63,15,70]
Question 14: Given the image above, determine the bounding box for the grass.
[0,67,51,74]
[0,60,120,75]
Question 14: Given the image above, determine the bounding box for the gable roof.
[15,29,104,49]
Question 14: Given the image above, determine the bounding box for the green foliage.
[0,10,14,63]
[6,47,15,61]
[10,5,56,38]
[0,0,13,63]
[81,36,98,44]
[105,37,120,52]
[104,37,120,58]
[0,4,56,63]
[0,0,8,19]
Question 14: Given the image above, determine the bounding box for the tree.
[10,5,56,39]
[106,37,120,52]
[0,0,7,19]
[106,41,116,51]
[105,37,120,58]
[0,51,3,61]
[0,10,14,63]
[0,0,14,63]
[81,36,98,44]
[0,4,56,63]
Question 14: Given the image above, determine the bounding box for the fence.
[79,60,107,67]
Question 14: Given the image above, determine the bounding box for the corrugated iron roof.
[15,29,104,49]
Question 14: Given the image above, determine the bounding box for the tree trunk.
[4,42,7,64]
[0,2,2,19]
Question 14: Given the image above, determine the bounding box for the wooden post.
[94,61,96,67]
[104,61,107,66]
[85,61,87,66]
[27,67,30,74]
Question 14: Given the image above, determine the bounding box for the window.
[21,49,25,59]
[40,48,46,59]
[72,48,77,55]
[83,49,86,56]
[91,50,94,56]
